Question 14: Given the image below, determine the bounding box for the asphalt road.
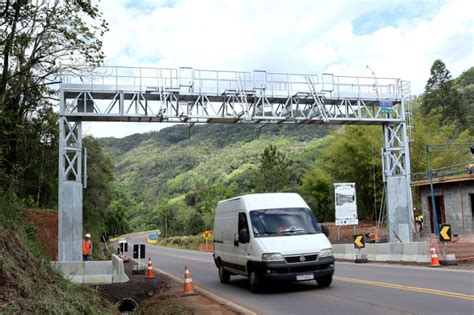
[125,234,474,315]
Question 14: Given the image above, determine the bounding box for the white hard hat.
[85,233,91,238]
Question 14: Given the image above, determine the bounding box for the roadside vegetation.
[0,1,127,313]
[159,235,209,251]
[0,195,116,314]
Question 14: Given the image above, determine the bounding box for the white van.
[212,193,334,293]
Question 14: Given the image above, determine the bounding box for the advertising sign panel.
[334,183,358,226]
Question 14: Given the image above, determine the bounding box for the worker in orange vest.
[82,233,93,261]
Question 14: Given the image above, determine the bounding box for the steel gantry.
[58,66,414,261]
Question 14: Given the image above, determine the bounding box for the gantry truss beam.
[60,66,411,125]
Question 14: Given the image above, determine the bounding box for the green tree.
[82,137,116,239]
[422,60,466,126]
[254,144,290,192]
[154,197,194,237]
[2,107,59,206]
[106,200,131,236]
[0,0,107,193]
[410,98,473,175]
[300,168,333,222]
[300,126,383,222]
[453,67,474,134]
[184,209,205,235]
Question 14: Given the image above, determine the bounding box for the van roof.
[218,193,308,211]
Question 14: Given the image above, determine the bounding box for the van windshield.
[249,208,321,237]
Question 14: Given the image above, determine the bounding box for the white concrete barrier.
[84,261,112,283]
[52,261,84,283]
[333,242,430,263]
[112,254,129,283]
[52,256,129,284]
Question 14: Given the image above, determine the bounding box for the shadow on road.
[226,277,332,295]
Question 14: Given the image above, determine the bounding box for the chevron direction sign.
[439,224,451,242]
[353,234,365,249]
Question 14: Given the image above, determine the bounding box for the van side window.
[238,212,249,233]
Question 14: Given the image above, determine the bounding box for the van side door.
[235,212,251,273]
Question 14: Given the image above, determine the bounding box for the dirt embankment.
[0,224,115,314]
[24,209,58,260]
[20,211,236,314]
[322,222,388,244]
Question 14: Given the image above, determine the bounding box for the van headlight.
[262,253,285,262]
[319,248,333,257]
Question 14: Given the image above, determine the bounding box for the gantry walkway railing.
[60,66,412,126]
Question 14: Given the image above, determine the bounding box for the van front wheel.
[219,265,230,284]
[316,275,332,287]
[249,270,263,293]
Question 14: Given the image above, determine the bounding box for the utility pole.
[425,142,474,236]
[426,144,440,236]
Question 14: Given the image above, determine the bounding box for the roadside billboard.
[334,183,358,226]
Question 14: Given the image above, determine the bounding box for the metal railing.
[60,65,405,100]
[412,162,474,181]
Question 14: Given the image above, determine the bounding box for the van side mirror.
[238,228,250,243]
[321,225,329,237]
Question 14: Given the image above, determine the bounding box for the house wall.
[420,182,474,235]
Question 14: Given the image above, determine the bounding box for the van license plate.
[296,273,314,281]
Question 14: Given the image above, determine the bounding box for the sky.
[84,0,473,138]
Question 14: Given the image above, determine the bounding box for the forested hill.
[100,124,331,211]
[101,123,330,157]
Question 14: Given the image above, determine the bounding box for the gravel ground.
[96,260,238,314]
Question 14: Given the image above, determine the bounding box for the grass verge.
[159,235,209,251]
[138,295,190,315]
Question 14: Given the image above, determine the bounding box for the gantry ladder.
[305,76,328,121]
[236,72,250,119]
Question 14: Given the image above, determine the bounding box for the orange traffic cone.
[430,246,441,267]
[145,258,155,279]
[182,265,198,296]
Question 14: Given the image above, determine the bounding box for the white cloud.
[84,0,473,138]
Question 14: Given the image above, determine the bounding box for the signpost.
[117,239,129,263]
[439,224,452,259]
[353,234,365,249]
[119,240,128,254]
[334,183,358,240]
[132,244,146,275]
[439,224,451,242]
[353,234,368,263]
[133,244,146,259]
[203,230,212,252]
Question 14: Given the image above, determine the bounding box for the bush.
[159,235,208,250]
[0,193,23,227]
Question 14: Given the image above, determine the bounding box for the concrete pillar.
[387,176,412,242]
[58,117,83,261]
[59,182,83,261]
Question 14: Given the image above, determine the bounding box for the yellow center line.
[335,276,474,301]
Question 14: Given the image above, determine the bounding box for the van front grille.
[284,254,318,264]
